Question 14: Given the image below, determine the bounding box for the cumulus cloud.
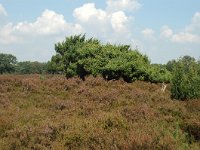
[161,26,173,38]
[161,12,200,44]
[14,9,83,36]
[171,32,200,43]
[161,26,200,43]
[0,23,20,44]
[141,28,155,39]
[73,3,107,23]
[0,4,7,16]
[14,9,68,35]
[1,1,139,45]
[186,12,200,34]
[0,9,84,45]
[111,11,129,33]
[73,2,131,40]
[0,1,137,61]
[106,0,141,12]
[0,9,85,61]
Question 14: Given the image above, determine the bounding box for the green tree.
[54,34,101,80]
[100,45,150,82]
[15,61,47,74]
[166,59,177,72]
[47,54,64,74]
[55,34,85,78]
[0,53,17,74]
[171,56,200,100]
[52,35,151,82]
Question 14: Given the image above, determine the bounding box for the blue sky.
[0,0,200,63]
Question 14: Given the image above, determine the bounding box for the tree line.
[0,53,48,74]
[1,35,200,100]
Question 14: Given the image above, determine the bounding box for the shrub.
[148,64,171,83]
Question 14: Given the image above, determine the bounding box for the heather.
[0,75,199,149]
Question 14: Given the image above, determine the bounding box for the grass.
[0,74,200,149]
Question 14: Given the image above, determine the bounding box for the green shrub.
[148,64,171,83]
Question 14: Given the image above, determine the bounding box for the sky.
[0,0,200,64]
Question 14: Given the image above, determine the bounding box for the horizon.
[0,0,200,63]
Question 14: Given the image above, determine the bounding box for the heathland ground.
[0,75,200,149]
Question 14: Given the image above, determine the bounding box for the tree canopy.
[0,53,17,74]
[15,61,47,74]
[0,53,48,74]
[51,34,154,82]
[171,56,200,100]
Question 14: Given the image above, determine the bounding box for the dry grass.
[0,74,199,150]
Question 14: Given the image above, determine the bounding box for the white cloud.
[14,9,67,35]
[0,23,20,44]
[161,12,200,44]
[73,3,111,39]
[0,1,134,56]
[161,26,173,38]
[0,9,84,61]
[0,4,7,16]
[73,2,131,39]
[192,12,200,24]
[171,32,200,43]
[161,26,200,43]
[186,12,200,34]
[111,11,129,33]
[73,3,107,23]
[14,9,83,36]
[141,28,155,39]
[106,0,141,12]
[0,9,84,45]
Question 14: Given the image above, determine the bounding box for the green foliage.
[47,54,64,74]
[166,59,177,72]
[0,53,17,74]
[53,35,153,82]
[148,64,171,83]
[15,61,47,74]
[0,53,49,75]
[171,56,200,100]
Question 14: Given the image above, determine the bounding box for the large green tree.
[53,35,151,82]
[171,56,200,100]
[0,53,17,74]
